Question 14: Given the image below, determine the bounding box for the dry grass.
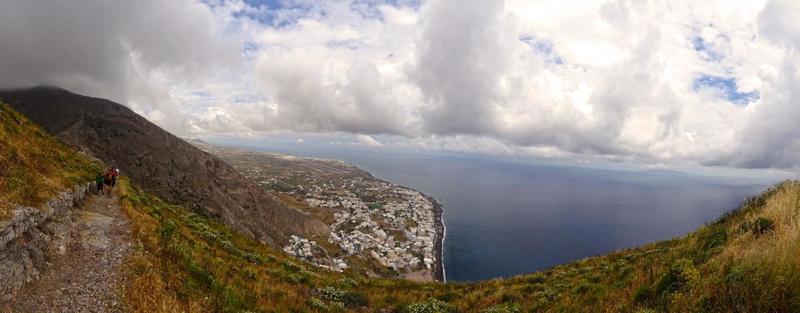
[4,104,798,312]
[115,176,800,312]
[0,102,99,218]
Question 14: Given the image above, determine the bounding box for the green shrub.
[573,282,593,295]
[499,292,519,303]
[281,261,301,272]
[340,291,368,308]
[160,219,178,240]
[522,283,545,293]
[435,292,457,302]
[382,295,399,304]
[700,225,728,251]
[537,288,557,302]
[336,277,357,289]
[696,295,718,313]
[751,217,775,236]
[617,265,634,279]
[328,301,346,313]
[724,264,746,285]
[320,286,346,302]
[633,285,655,304]
[403,298,453,313]
[656,258,700,294]
[525,275,546,284]
[481,302,521,313]
[285,273,311,284]
[309,297,327,310]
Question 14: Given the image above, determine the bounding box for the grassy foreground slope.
[2,104,797,312]
[117,176,800,313]
[0,102,99,218]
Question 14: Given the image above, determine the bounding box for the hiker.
[103,168,114,196]
[111,167,119,188]
[95,172,105,195]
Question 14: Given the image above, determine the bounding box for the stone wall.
[0,182,92,300]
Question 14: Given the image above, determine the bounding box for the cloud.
[0,0,242,133]
[410,0,508,135]
[357,134,384,147]
[1,0,799,171]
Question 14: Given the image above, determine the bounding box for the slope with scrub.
[2,102,798,312]
[0,86,329,246]
[0,101,99,218]
[116,176,800,312]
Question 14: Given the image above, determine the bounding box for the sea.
[208,138,776,282]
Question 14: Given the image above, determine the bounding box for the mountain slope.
[0,87,328,245]
[116,172,800,313]
[0,101,99,217]
[1,102,798,312]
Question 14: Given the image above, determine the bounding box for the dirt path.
[1,194,133,313]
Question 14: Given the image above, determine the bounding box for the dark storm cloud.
[0,0,240,104]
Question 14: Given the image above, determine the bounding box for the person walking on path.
[111,167,119,188]
[103,168,114,197]
[95,172,105,195]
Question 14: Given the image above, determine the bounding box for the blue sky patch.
[228,0,323,28]
[692,75,759,105]
[691,35,727,62]
[233,0,418,26]
[241,0,284,9]
[519,34,564,65]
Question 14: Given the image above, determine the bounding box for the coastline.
[197,141,448,282]
[359,171,445,282]
[428,195,445,282]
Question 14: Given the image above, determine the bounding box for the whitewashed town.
[191,141,443,281]
[296,182,438,273]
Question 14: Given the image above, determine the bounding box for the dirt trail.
[2,194,133,313]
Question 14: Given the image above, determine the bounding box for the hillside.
[0,101,99,218]
[115,176,800,312]
[0,87,328,246]
[2,101,798,312]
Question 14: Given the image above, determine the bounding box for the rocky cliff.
[0,87,328,246]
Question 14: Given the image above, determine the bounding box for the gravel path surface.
[1,194,132,313]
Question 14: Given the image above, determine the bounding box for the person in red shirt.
[110,167,119,188]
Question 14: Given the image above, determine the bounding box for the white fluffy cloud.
[2,0,799,170]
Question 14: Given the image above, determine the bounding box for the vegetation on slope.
[2,106,797,312]
[0,102,99,218]
[117,173,800,312]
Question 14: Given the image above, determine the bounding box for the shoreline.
[359,172,445,282]
[428,195,445,282]
[198,142,448,282]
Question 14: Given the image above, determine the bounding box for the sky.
[0,0,799,174]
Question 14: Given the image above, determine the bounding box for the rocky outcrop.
[0,86,329,246]
[0,183,91,300]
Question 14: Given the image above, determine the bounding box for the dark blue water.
[209,139,772,282]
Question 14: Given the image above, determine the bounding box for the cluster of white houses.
[284,180,437,273]
[283,235,348,272]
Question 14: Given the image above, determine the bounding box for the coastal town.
[191,141,443,281]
